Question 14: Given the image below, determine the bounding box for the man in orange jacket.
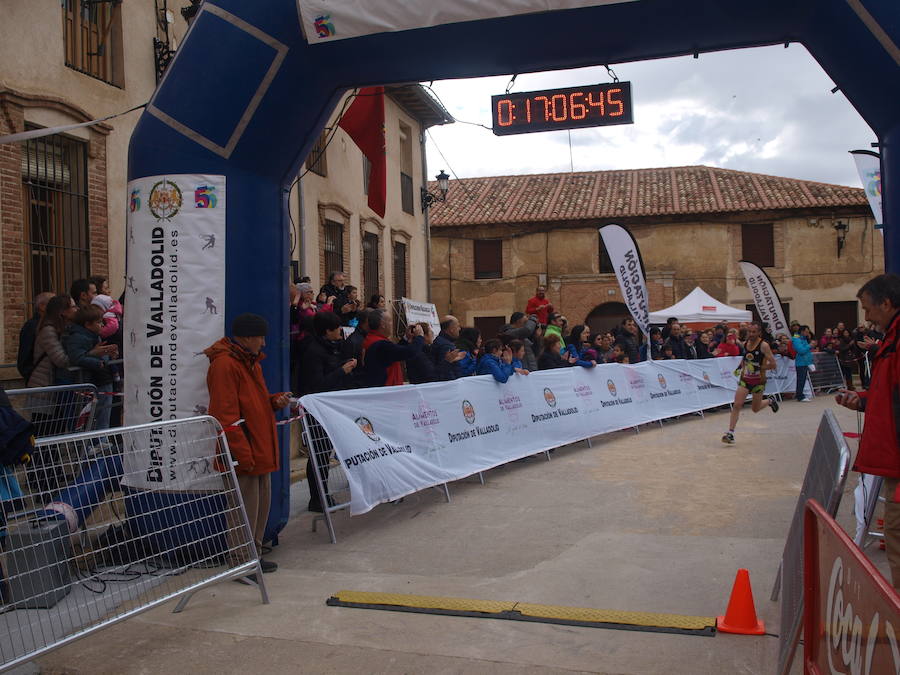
[206,313,290,573]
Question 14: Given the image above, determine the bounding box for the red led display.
[491,82,633,135]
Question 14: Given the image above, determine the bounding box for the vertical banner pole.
[738,260,790,338]
[598,223,651,350]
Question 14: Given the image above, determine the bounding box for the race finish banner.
[123,174,226,489]
[301,355,804,515]
[402,297,440,337]
[599,224,650,337]
[739,260,790,337]
[297,0,637,43]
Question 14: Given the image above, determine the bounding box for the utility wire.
[426,129,478,202]
[286,88,362,254]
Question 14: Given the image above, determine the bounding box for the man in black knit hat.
[205,313,290,574]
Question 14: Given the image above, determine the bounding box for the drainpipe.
[419,129,431,302]
[296,175,306,279]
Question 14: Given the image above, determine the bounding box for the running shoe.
[769,397,780,413]
[722,431,735,444]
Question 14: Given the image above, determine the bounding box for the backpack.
[18,338,36,383]
[0,405,36,466]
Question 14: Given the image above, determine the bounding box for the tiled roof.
[427,165,867,227]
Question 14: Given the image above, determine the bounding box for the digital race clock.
[491,82,633,136]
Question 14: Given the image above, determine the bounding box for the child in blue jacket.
[63,306,115,429]
[476,339,515,383]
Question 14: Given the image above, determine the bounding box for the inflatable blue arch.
[126,0,900,541]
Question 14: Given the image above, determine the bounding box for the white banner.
[297,0,637,43]
[402,297,440,336]
[850,150,883,227]
[739,260,790,337]
[301,356,805,515]
[123,175,226,489]
[599,224,650,336]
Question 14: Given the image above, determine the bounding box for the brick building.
[429,166,876,338]
[0,1,189,371]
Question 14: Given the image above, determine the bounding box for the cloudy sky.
[424,44,875,188]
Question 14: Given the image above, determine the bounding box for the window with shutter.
[399,123,414,215]
[362,156,371,194]
[474,240,502,279]
[62,0,122,85]
[741,223,775,267]
[305,131,328,177]
[598,236,614,273]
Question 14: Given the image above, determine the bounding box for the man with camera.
[359,310,424,387]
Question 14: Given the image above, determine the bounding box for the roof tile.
[429,165,867,227]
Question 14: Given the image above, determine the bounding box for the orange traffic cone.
[716,568,765,635]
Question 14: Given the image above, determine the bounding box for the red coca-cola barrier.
[803,499,900,674]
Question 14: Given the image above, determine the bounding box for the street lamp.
[834,219,850,257]
[421,169,450,211]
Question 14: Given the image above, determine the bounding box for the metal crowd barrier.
[854,474,884,550]
[772,410,852,675]
[301,412,354,545]
[65,359,124,427]
[0,415,267,673]
[5,384,98,439]
[808,352,844,393]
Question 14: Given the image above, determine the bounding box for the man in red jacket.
[525,285,554,325]
[836,274,900,587]
[206,313,290,573]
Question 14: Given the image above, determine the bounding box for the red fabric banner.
[338,86,386,217]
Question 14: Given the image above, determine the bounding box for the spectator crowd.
[13,275,881,432]
[288,279,882,400]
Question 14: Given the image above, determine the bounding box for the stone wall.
[432,209,877,330]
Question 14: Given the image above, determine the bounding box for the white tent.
[649,287,752,325]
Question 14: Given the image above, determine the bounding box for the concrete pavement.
[37,395,873,674]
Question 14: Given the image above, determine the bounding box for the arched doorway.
[586,302,629,335]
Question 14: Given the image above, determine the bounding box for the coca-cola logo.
[826,556,900,674]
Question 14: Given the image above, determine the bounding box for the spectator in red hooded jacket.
[713,333,741,357]
[525,285,554,325]
[206,313,290,574]
[835,274,900,588]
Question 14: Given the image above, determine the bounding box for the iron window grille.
[393,241,407,300]
[323,219,343,277]
[21,128,91,306]
[362,232,380,302]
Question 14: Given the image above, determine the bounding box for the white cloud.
[424,45,875,187]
